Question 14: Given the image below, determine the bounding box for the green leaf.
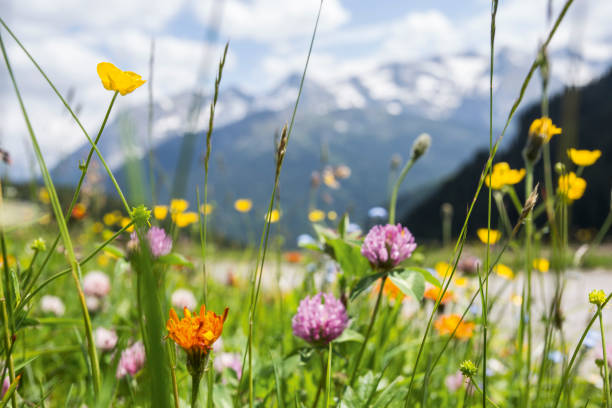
[388,269,425,301]
[328,238,370,279]
[333,328,364,344]
[312,224,338,241]
[102,244,125,258]
[157,253,193,268]
[406,267,441,288]
[298,242,321,252]
[338,213,349,239]
[9,267,20,305]
[350,271,386,301]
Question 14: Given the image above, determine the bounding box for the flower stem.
[192,371,202,408]
[600,308,610,408]
[388,158,415,224]
[325,342,333,408]
[350,275,386,386]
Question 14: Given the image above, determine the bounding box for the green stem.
[349,275,386,386]
[388,158,415,225]
[469,377,501,408]
[524,161,534,407]
[325,342,332,408]
[600,309,610,408]
[192,372,202,408]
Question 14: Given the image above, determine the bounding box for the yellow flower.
[558,172,586,202]
[494,263,514,280]
[170,199,189,214]
[529,117,562,143]
[511,293,523,306]
[234,199,252,213]
[327,211,338,221]
[166,306,228,354]
[485,162,526,189]
[322,168,340,189]
[454,277,468,287]
[308,209,325,222]
[477,228,501,245]
[434,314,475,340]
[265,209,280,223]
[120,217,134,232]
[424,287,454,304]
[174,212,198,228]
[38,188,50,204]
[97,254,110,267]
[0,255,16,268]
[91,222,104,234]
[435,261,452,278]
[154,205,169,220]
[200,204,213,215]
[533,258,550,273]
[567,148,601,167]
[97,62,145,96]
[103,212,120,226]
[102,229,114,241]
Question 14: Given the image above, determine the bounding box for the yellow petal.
[494,263,514,280]
[477,228,501,244]
[97,62,145,95]
[265,209,280,223]
[154,205,168,220]
[308,209,325,222]
[234,199,253,213]
[567,148,601,167]
[170,199,189,213]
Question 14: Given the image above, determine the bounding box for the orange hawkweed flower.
[167,306,228,354]
[434,314,475,340]
[71,203,87,220]
[373,278,405,301]
[424,286,454,304]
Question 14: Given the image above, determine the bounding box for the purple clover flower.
[361,223,417,269]
[129,227,172,258]
[292,293,348,345]
[116,341,146,378]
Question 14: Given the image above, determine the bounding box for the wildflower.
[457,256,482,274]
[548,350,563,364]
[477,228,501,245]
[567,148,601,167]
[327,211,337,221]
[322,167,340,189]
[95,327,118,351]
[368,206,388,219]
[129,227,172,258]
[97,62,145,96]
[374,278,405,300]
[308,209,325,222]
[30,237,46,252]
[234,199,252,213]
[434,314,475,340]
[200,203,213,215]
[335,165,351,179]
[86,296,101,312]
[167,306,228,376]
[424,287,454,304]
[584,330,601,349]
[71,203,87,219]
[130,205,151,228]
[171,289,197,311]
[153,205,168,220]
[38,187,50,204]
[533,258,550,273]
[214,352,242,380]
[91,222,104,234]
[435,261,452,278]
[510,294,523,306]
[103,212,121,226]
[454,277,468,287]
[347,223,362,235]
[265,209,280,223]
[558,172,586,202]
[40,295,65,316]
[361,224,417,270]
[411,133,432,160]
[524,117,562,163]
[494,263,514,280]
[589,289,606,307]
[120,217,134,232]
[460,360,478,377]
[445,371,465,392]
[2,376,8,398]
[0,255,16,268]
[485,162,526,189]
[292,293,348,346]
[174,212,198,228]
[116,341,146,378]
[284,251,303,264]
[83,271,111,298]
[297,234,316,247]
[170,199,189,213]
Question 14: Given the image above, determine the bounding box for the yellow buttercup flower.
[97,254,110,267]
[200,204,213,215]
[170,199,189,214]
[435,261,452,278]
[529,117,562,143]
[485,162,526,189]
[533,258,550,273]
[154,205,169,220]
[103,211,121,226]
[97,62,145,96]
[477,228,501,245]
[567,148,601,167]
[327,211,338,221]
[308,209,325,222]
[558,172,586,202]
[454,277,468,287]
[494,263,514,280]
[91,222,104,234]
[38,188,50,204]
[120,217,134,232]
[265,209,280,223]
[174,212,198,228]
[234,199,252,213]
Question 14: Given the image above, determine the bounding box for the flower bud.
[589,289,606,307]
[411,133,431,161]
[460,360,478,377]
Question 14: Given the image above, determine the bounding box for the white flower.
[95,327,118,351]
[83,271,111,298]
[171,289,197,311]
[40,295,65,316]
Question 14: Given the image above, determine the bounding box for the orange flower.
[424,286,454,304]
[71,203,87,219]
[284,251,303,264]
[374,278,405,300]
[166,305,228,354]
[434,314,475,340]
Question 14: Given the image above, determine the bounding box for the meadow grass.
[0,0,611,406]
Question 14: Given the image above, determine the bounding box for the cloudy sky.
[1,0,610,176]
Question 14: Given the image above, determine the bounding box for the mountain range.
[50,47,610,244]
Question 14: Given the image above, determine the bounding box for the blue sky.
[1,0,610,172]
